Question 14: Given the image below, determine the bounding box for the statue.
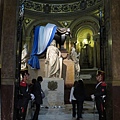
[54,27,71,49]
[28,23,71,69]
[70,46,80,77]
[21,43,28,70]
[45,40,62,78]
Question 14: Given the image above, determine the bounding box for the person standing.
[32,76,43,120]
[17,71,32,120]
[73,79,86,120]
[69,81,78,119]
[94,70,107,120]
[28,79,36,94]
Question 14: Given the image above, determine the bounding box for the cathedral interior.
[1,0,120,120]
[22,0,104,102]
[23,0,102,70]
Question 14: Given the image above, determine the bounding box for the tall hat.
[96,70,105,81]
[96,70,105,76]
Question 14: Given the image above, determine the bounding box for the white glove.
[91,94,95,101]
[30,94,35,100]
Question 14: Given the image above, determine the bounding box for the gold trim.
[1,78,15,85]
[112,80,120,86]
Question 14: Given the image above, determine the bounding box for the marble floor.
[28,101,99,120]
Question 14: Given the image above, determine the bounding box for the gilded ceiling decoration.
[25,0,102,14]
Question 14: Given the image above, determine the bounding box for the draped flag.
[28,23,57,69]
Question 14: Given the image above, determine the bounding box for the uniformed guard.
[94,70,107,120]
[17,71,33,120]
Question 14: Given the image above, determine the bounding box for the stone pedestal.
[28,58,75,85]
[62,59,75,84]
[41,78,64,107]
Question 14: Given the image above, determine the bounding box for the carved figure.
[70,46,80,77]
[45,40,62,78]
[21,43,28,70]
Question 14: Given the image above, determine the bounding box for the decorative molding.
[72,20,99,37]
[1,78,15,85]
[48,81,58,90]
[25,0,102,14]
[24,18,34,27]
[58,21,72,27]
[112,80,120,86]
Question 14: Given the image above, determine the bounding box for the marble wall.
[104,0,120,120]
[1,0,18,119]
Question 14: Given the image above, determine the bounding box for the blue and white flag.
[28,23,57,69]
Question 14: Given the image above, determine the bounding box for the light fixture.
[83,39,88,45]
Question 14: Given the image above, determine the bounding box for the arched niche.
[69,16,100,69]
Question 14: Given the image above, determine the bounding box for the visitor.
[69,81,78,119]
[17,71,34,120]
[32,76,43,120]
[73,79,86,120]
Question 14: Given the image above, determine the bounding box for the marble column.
[1,0,18,120]
[25,36,31,52]
[93,34,99,68]
[110,0,120,119]
[0,0,3,117]
[0,0,3,68]
[105,0,120,120]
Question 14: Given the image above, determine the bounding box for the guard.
[17,71,31,120]
[94,70,107,120]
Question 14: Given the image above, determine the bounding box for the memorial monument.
[27,23,74,107]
